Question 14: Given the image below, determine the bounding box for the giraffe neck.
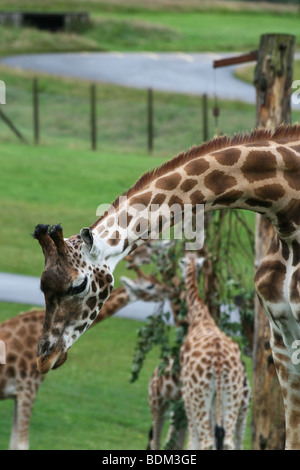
[184,259,215,326]
[90,286,129,326]
[88,129,300,271]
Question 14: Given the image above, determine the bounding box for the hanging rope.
[213,68,220,137]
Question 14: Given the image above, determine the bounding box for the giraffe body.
[0,310,45,450]
[34,124,300,449]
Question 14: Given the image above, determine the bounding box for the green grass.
[0,141,164,282]
[0,1,299,55]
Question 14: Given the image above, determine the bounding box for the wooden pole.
[202,93,208,142]
[251,33,295,450]
[0,108,27,144]
[90,83,96,151]
[147,88,153,154]
[33,77,39,145]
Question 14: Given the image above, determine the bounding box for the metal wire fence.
[0,74,280,156]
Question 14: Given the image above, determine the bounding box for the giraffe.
[33,123,300,448]
[121,273,185,451]
[123,268,250,450]
[146,360,186,450]
[178,253,249,449]
[0,287,129,450]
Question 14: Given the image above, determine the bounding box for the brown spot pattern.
[204,170,237,195]
[180,179,197,192]
[255,261,286,303]
[212,189,243,206]
[130,191,152,208]
[254,184,285,201]
[155,172,181,190]
[241,150,277,182]
[212,148,241,166]
[277,146,300,191]
[184,158,210,176]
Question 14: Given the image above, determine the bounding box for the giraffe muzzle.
[37,338,68,374]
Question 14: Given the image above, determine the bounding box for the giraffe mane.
[91,123,300,228]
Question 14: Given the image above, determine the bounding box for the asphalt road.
[1,51,258,103]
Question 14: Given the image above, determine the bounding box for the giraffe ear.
[80,228,94,252]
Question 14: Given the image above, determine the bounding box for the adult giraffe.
[34,124,300,449]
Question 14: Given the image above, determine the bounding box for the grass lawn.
[0,1,299,55]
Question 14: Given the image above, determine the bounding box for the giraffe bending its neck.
[179,254,249,450]
[34,124,300,448]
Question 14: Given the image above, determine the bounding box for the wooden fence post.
[33,77,39,144]
[90,83,97,151]
[251,33,295,451]
[147,88,153,154]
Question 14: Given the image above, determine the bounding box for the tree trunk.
[251,33,295,450]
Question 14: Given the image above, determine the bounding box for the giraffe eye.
[146,284,155,290]
[67,276,88,296]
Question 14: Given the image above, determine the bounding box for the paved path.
[2,51,300,108]
[1,51,257,102]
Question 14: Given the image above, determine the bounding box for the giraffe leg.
[9,397,18,450]
[221,377,243,450]
[164,409,188,450]
[183,385,215,450]
[234,377,251,450]
[148,402,169,450]
[10,389,34,450]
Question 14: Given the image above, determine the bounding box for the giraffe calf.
[146,360,187,450]
[179,254,250,450]
[123,267,250,450]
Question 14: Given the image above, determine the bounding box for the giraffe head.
[120,275,171,303]
[33,224,114,374]
[178,253,205,280]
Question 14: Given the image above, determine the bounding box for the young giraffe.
[123,269,250,450]
[0,286,129,450]
[178,253,248,449]
[34,124,300,449]
[121,274,186,451]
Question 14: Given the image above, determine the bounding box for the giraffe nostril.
[37,339,50,357]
